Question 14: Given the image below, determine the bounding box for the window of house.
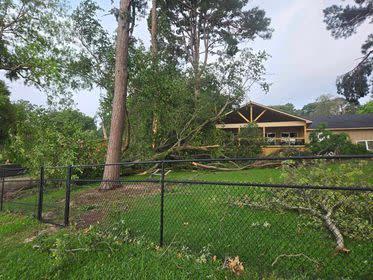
[368,141,373,150]
[266,132,275,138]
[357,140,373,151]
[281,132,297,138]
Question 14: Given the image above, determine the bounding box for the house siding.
[323,129,373,144]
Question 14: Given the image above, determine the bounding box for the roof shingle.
[309,114,373,129]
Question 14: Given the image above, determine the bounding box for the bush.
[308,124,368,155]
[4,102,106,178]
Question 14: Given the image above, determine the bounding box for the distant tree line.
[270,94,373,117]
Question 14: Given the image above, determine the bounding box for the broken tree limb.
[191,161,281,171]
[271,253,320,268]
[276,200,349,253]
[322,211,349,254]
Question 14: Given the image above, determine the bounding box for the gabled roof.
[309,114,373,129]
[250,101,312,123]
[223,101,312,124]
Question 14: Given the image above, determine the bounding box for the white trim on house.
[307,127,373,131]
[356,140,373,151]
[224,101,313,123]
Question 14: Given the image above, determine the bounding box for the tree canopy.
[357,100,373,114]
[324,0,373,103]
[270,95,357,117]
[157,0,273,96]
[0,0,75,99]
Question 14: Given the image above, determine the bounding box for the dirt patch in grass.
[71,183,159,228]
[76,210,107,229]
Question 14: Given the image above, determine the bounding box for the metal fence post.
[64,165,72,227]
[0,168,5,211]
[159,161,165,247]
[37,165,44,221]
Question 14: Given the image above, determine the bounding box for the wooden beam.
[250,105,253,122]
[304,125,308,143]
[238,127,241,146]
[216,121,307,129]
[238,111,250,123]
[263,126,266,137]
[254,109,267,122]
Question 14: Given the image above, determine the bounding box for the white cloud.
[249,0,371,107]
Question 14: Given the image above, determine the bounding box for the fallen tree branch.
[150,100,232,161]
[271,253,320,268]
[191,161,280,171]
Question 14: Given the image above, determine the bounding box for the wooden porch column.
[250,104,253,122]
[238,127,241,146]
[304,125,307,144]
[263,126,266,137]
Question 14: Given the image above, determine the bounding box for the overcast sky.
[5,0,372,117]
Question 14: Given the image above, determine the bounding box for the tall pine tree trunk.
[151,0,159,149]
[151,0,157,58]
[101,0,131,190]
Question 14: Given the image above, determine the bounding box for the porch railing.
[266,137,305,146]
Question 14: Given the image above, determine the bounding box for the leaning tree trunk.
[101,0,131,190]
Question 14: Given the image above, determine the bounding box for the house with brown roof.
[216,101,373,155]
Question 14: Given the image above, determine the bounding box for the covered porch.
[216,101,312,155]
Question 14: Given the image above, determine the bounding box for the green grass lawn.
[0,213,235,279]
[1,162,373,279]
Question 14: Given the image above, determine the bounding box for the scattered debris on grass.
[223,256,245,276]
[24,225,60,243]
[271,253,320,272]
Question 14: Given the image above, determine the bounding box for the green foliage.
[0,80,16,146]
[271,95,357,117]
[70,0,147,131]
[270,103,298,115]
[158,0,272,59]
[357,100,373,114]
[308,124,368,155]
[278,161,373,241]
[123,44,270,160]
[223,123,265,157]
[0,0,78,100]
[3,102,105,177]
[70,0,115,92]
[300,95,356,116]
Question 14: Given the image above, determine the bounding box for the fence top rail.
[0,167,25,171]
[2,179,40,183]
[56,154,373,169]
[68,178,373,192]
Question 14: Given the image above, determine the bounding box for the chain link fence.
[1,155,372,278]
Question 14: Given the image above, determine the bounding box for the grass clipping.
[224,256,245,276]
